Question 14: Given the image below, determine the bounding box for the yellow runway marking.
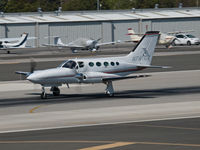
[137,141,200,147]
[0,140,200,148]
[0,62,20,65]
[79,142,135,150]
[29,105,42,113]
[134,124,200,131]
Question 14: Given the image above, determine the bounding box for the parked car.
[172,34,200,46]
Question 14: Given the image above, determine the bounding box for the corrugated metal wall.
[0,25,5,38]
[1,17,200,47]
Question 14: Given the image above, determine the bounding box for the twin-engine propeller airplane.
[127,28,176,48]
[43,37,120,53]
[16,31,168,99]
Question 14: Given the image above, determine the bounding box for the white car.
[173,34,200,46]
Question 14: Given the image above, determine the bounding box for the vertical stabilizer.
[54,37,65,46]
[13,33,28,48]
[127,28,141,42]
[126,31,160,65]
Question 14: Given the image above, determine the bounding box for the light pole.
[97,0,100,11]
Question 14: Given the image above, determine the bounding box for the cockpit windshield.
[60,60,77,69]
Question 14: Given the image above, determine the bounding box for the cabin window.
[116,62,119,65]
[96,62,101,67]
[89,62,94,67]
[104,62,109,67]
[62,60,77,69]
[78,61,84,68]
[111,62,115,66]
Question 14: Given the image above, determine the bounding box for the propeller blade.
[30,58,37,73]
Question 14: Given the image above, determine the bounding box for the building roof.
[0,8,200,24]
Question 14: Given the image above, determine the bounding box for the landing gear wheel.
[41,92,47,99]
[105,91,114,97]
[7,51,10,54]
[53,89,60,96]
[51,87,60,96]
[187,41,191,46]
[104,81,114,97]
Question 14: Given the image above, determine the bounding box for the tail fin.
[13,33,28,48]
[126,31,160,65]
[127,28,141,42]
[54,37,64,46]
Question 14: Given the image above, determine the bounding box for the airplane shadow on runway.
[1,86,199,106]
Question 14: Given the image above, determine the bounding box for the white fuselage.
[27,56,144,86]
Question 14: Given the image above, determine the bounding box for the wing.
[27,37,37,40]
[102,74,150,82]
[42,43,84,48]
[167,30,194,34]
[0,38,19,42]
[136,65,171,69]
[96,40,121,46]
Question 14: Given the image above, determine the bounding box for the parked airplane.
[43,37,120,53]
[127,28,176,48]
[16,31,168,99]
[0,33,29,53]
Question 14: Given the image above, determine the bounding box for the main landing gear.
[40,86,60,99]
[50,86,60,96]
[104,81,114,97]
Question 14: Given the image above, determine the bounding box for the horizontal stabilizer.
[136,65,171,69]
[15,71,30,76]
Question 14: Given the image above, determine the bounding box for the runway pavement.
[0,117,200,150]
[0,70,199,131]
[0,45,200,150]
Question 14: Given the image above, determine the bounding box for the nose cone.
[27,73,38,83]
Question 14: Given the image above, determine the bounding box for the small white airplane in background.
[0,33,29,54]
[43,37,121,53]
[127,28,176,48]
[16,31,169,99]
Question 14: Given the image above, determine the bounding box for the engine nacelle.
[81,72,102,83]
[80,72,119,83]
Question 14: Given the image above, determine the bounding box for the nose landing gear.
[41,87,47,99]
[40,86,60,99]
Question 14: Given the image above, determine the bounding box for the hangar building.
[0,8,200,47]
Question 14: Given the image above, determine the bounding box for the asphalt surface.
[0,117,200,150]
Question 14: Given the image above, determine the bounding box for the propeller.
[30,58,37,73]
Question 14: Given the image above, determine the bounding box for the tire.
[41,92,47,99]
[53,90,60,96]
[7,51,10,54]
[187,41,191,46]
[52,87,60,96]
